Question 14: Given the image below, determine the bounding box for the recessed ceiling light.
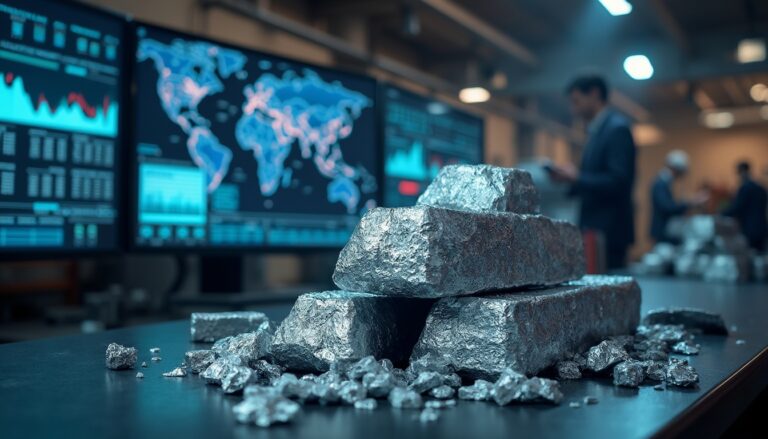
[737,39,766,64]
[459,87,490,104]
[701,111,735,129]
[598,0,633,16]
[623,55,654,80]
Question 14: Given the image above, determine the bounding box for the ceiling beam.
[648,0,690,54]
[418,0,539,67]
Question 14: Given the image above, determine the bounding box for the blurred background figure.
[722,161,768,252]
[548,75,636,270]
[649,150,707,244]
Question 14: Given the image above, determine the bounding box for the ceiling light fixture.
[459,87,490,104]
[750,83,768,102]
[598,0,633,16]
[623,55,654,80]
[737,39,766,64]
[701,111,735,129]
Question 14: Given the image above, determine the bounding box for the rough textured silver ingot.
[270,291,434,372]
[190,311,270,342]
[416,165,540,214]
[411,275,640,379]
[105,343,137,370]
[333,206,585,298]
[643,308,728,335]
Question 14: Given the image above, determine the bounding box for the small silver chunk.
[388,387,423,409]
[162,367,187,378]
[105,343,137,370]
[354,398,378,410]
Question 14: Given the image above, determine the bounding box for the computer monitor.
[382,85,484,207]
[0,0,125,254]
[131,24,379,250]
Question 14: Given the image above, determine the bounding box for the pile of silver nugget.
[633,215,768,283]
[105,165,727,427]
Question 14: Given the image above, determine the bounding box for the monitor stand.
[200,255,243,293]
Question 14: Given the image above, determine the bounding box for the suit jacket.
[723,178,768,250]
[572,109,637,252]
[650,173,688,243]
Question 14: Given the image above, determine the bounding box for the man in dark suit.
[650,150,706,244]
[548,75,636,269]
[723,161,768,252]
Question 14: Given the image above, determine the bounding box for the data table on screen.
[0,0,124,253]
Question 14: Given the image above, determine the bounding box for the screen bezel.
[126,20,382,255]
[0,0,131,260]
[378,83,486,208]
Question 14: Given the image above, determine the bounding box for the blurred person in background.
[650,150,708,244]
[548,74,636,269]
[722,161,768,252]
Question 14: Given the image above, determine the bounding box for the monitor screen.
[0,0,125,253]
[382,86,484,207]
[132,24,379,249]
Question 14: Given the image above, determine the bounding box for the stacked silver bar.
[332,206,585,298]
[267,164,640,378]
[411,276,641,379]
[270,291,434,372]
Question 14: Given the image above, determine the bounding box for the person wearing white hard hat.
[649,150,707,244]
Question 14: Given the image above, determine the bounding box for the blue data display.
[133,25,379,249]
[0,0,124,252]
[383,86,483,207]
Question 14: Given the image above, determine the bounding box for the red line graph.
[4,71,109,120]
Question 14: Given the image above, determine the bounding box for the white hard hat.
[666,150,689,172]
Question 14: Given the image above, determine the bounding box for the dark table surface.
[1,276,767,439]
